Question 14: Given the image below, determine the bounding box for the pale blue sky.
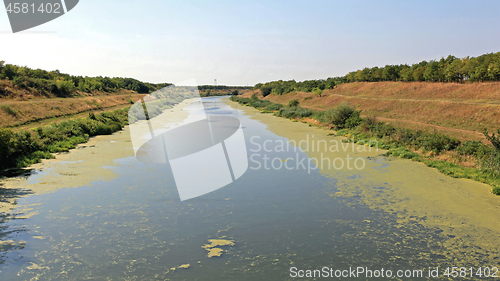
[1,0,499,85]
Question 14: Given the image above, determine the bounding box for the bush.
[345,110,362,129]
[484,129,500,151]
[275,106,313,119]
[313,88,323,97]
[481,149,500,178]
[323,102,360,129]
[264,103,283,111]
[13,76,26,88]
[457,140,489,157]
[287,98,300,108]
[493,186,500,195]
[386,147,420,160]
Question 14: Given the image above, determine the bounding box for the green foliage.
[313,88,323,97]
[275,107,313,119]
[230,95,310,118]
[493,186,500,195]
[386,147,420,160]
[56,80,76,95]
[253,52,500,93]
[456,140,490,157]
[287,98,300,108]
[264,103,283,111]
[322,102,360,129]
[0,62,171,95]
[484,129,500,151]
[0,107,131,170]
[261,86,272,97]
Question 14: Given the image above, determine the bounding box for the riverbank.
[0,98,198,215]
[230,94,500,196]
[226,97,500,268]
[251,81,500,141]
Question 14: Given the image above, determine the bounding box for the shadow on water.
[0,172,36,266]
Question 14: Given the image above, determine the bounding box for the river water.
[0,96,499,280]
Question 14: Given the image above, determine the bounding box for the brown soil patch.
[243,82,500,141]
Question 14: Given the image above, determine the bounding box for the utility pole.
[214,79,217,86]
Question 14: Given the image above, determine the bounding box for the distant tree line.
[0,60,171,97]
[198,85,252,91]
[253,52,500,96]
[344,53,500,83]
[253,78,338,97]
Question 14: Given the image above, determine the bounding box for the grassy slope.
[244,81,500,142]
[0,79,147,129]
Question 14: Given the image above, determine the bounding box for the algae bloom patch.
[202,239,235,258]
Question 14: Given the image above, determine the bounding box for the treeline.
[0,60,171,97]
[253,78,337,97]
[230,95,500,195]
[253,52,500,95]
[198,85,252,97]
[198,85,252,91]
[344,53,500,83]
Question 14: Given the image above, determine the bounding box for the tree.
[444,59,463,83]
[382,65,399,81]
[261,86,272,97]
[424,61,440,82]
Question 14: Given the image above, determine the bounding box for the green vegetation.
[198,85,252,97]
[0,108,130,170]
[254,78,337,97]
[231,95,500,195]
[0,85,200,171]
[343,53,500,83]
[0,60,170,97]
[321,102,362,129]
[252,52,500,97]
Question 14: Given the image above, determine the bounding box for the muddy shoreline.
[226,98,500,266]
[0,98,198,215]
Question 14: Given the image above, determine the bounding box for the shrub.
[13,76,26,88]
[386,147,420,160]
[313,88,323,97]
[275,106,312,119]
[323,102,360,129]
[493,186,500,195]
[484,129,500,151]
[481,149,500,178]
[55,80,75,95]
[345,110,362,129]
[264,103,283,111]
[287,98,300,108]
[457,140,489,157]
[296,107,313,118]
